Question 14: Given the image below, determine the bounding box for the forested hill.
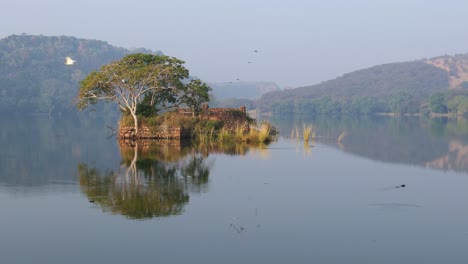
[258,56,468,115]
[0,34,160,115]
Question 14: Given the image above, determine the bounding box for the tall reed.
[194,125,215,143]
[257,121,271,143]
[245,121,272,143]
[338,130,347,143]
[217,128,231,142]
[303,124,313,141]
[234,123,246,141]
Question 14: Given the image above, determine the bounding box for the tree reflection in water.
[77,140,264,219]
[78,141,214,219]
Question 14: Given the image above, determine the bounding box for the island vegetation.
[76,53,274,144]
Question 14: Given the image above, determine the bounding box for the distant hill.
[424,54,468,89]
[258,55,468,115]
[0,34,160,116]
[208,81,280,110]
[209,81,280,100]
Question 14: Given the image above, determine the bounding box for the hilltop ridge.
[424,54,468,89]
[257,53,468,115]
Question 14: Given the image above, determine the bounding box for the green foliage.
[387,91,418,114]
[272,96,381,116]
[429,92,448,113]
[447,95,468,115]
[136,94,158,117]
[77,53,211,135]
[183,79,211,114]
[350,97,378,114]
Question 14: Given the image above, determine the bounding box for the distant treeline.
[259,60,464,115]
[271,92,468,116]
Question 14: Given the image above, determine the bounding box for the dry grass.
[257,121,272,143]
[338,130,347,143]
[241,121,272,144]
[119,111,274,145]
[234,123,246,141]
[217,128,231,142]
[303,124,313,142]
[194,125,215,143]
[295,126,300,140]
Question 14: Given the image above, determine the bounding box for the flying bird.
[254,50,258,53]
[64,56,76,65]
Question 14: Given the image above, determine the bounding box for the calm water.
[2,115,468,264]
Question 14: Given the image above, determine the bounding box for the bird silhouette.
[254,50,258,53]
[64,56,76,65]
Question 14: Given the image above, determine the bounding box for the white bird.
[64,56,76,65]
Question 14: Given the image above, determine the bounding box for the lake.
[1,114,468,264]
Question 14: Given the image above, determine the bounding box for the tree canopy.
[76,53,211,136]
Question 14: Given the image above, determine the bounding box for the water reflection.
[271,115,468,173]
[0,115,119,189]
[77,140,265,219]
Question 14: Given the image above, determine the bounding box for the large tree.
[76,53,211,136]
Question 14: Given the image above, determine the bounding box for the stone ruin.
[119,105,251,140]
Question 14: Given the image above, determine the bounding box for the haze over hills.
[258,55,468,115]
[0,34,159,116]
[3,34,468,118]
[209,81,280,100]
[0,34,277,116]
[208,81,280,110]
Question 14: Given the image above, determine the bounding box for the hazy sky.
[2,0,468,88]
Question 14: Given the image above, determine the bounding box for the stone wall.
[119,105,250,139]
[119,125,193,140]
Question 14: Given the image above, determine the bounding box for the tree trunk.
[131,112,138,138]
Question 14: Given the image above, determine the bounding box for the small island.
[76,53,273,144]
